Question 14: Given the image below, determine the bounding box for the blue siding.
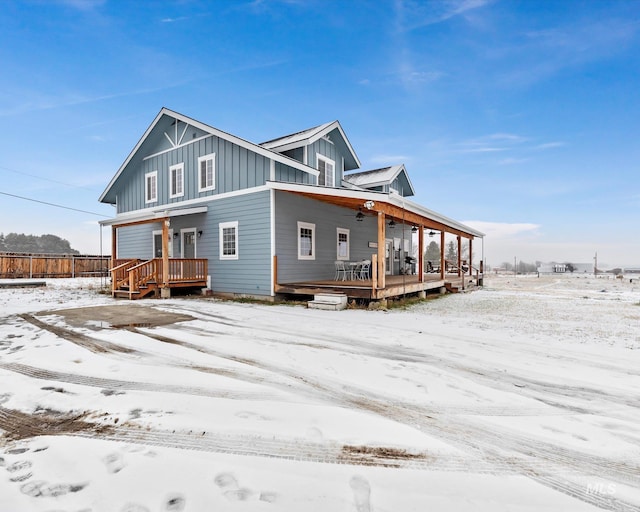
[115,191,272,297]
[274,191,380,282]
[115,134,271,214]
[274,162,314,184]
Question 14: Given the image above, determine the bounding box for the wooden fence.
[0,253,110,279]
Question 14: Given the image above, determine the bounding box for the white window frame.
[336,227,350,261]
[316,154,335,187]
[198,153,216,192]
[219,221,239,260]
[297,221,315,260]
[145,171,158,204]
[169,162,184,199]
[152,229,173,258]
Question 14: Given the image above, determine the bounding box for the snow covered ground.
[0,275,639,511]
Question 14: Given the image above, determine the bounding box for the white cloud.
[395,0,492,32]
[535,141,565,150]
[462,221,540,239]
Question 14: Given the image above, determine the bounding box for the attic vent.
[193,133,197,138]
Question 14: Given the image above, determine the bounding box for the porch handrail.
[127,259,159,295]
[110,259,141,292]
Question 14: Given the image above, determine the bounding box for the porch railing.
[110,259,141,292]
[111,258,208,297]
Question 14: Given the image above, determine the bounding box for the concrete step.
[308,293,348,311]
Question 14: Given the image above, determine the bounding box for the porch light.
[173,233,179,239]
[356,209,364,222]
[428,230,436,237]
[197,230,203,238]
[388,219,396,229]
[411,226,418,233]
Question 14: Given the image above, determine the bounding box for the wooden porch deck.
[275,273,478,300]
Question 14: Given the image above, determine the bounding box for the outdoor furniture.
[334,260,352,281]
[358,260,371,280]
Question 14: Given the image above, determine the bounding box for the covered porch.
[102,209,208,299]
[270,183,485,302]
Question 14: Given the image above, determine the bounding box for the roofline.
[99,108,320,203]
[262,120,362,169]
[266,181,484,238]
[345,164,416,196]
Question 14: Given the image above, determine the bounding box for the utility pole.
[514,256,517,276]
[594,251,598,277]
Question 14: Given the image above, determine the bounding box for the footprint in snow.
[103,452,125,474]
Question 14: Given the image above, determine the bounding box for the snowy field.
[0,275,639,512]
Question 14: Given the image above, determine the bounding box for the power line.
[0,164,98,192]
[0,191,109,217]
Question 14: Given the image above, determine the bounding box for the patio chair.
[358,260,371,280]
[334,260,350,281]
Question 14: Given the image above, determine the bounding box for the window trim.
[198,153,216,192]
[336,227,350,261]
[316,154,335,187]
[169,162,184,199]
[145,171,158,204]
[152,229,173,258]
[297,221,315,260]
[219,221,239,260]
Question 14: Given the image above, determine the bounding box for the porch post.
[469,239,473,276]
[161,218,170,298]
[418,225,424,282]
[111,225,117,268]
[457,235,462,277]
[440,231,445,280]
[377,212,385,289]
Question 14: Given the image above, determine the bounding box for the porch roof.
[99,205,208,228]
[266,181,483,239]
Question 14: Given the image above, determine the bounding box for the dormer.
[261,120,360,187]
[343,164,415,197]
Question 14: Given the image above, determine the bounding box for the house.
[99,108,484,300]
[537,262,595,274]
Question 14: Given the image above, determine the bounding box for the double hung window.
[198,153,216,192]
[145,171,157,203]
[219,221,238,260]
[316,154,335,187]
[297,221,315,260]
[169,163,184,198]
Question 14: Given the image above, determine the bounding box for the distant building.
[537,262,594,274]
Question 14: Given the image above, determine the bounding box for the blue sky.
[1,0,638,267]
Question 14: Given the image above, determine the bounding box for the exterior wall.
[114,134,303,214]
[274,191,379,283]
[308,138,342,186]
[116,191,272,297]
[274,161,314,184]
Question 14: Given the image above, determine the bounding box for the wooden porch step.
[308,293,348,311]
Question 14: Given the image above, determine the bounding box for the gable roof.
[260,120,361,171]
[344,164,416,196]
[99,108,321,204]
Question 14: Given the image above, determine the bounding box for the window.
[297,221,315,260]
[169,163,184,198]
[145,171,157,203]
[336,228,349,260]
[219,221,238,260]
[198,153,216,192]
[316,154,335,187]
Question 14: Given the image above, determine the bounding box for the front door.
[385,239,393,275]
[181,229,196,258]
